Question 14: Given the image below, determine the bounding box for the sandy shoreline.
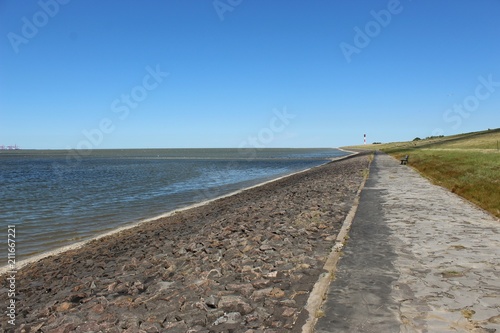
[1,152,369,332]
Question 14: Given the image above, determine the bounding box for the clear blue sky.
[1,0,499,149]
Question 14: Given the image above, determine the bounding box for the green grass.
[422,130,500,150]
[345,128,500,151]
[344,128,500,218]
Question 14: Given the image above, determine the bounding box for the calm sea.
[0,148,349,266]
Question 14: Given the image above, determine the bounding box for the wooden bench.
[400,155,409,165]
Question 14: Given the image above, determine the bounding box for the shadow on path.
[315,152,401,333]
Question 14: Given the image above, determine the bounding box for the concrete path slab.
[315,152,499,333]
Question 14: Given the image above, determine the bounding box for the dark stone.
[205,295,218,308]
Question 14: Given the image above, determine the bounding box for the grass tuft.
[315,309,325,318]
[461,308,476,320]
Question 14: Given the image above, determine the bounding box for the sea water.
[0,148,349,265]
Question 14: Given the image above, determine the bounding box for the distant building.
[1,144,20,150]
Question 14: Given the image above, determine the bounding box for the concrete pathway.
[315,152,500,333]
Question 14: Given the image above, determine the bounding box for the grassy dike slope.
[344,128,500,218]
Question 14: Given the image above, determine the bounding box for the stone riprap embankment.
[0,153,370,333]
